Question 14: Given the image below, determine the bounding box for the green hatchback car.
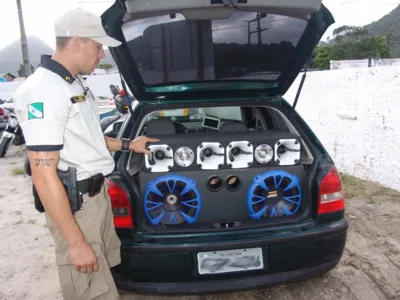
[101,0,348,294]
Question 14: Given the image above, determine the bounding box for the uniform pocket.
[58,253,111,300]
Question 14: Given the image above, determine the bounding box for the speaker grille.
[143,175,202,225]
[247,170,302,219]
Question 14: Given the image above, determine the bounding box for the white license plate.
[197,247,264,275]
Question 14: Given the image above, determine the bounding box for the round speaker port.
[226,175,242,191]
[207,176,223,192]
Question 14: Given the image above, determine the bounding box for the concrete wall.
[284,65,400,191]
[330,58,400,70]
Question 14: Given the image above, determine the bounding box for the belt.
[77,173,105,196]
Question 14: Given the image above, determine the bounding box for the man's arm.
[104,136,159,153]
[29,150,98,273]
[104,136,123,152]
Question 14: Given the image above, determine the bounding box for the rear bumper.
[114,260,338,295]
[112,218,348,295]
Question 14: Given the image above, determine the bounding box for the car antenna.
[292,40,318,110]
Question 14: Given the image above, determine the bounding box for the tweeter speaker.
[145,144,174,172]
[174,147,195,168]
[274,139,301,166]
[226,141,254,169]
[197,142,225,170]
[254,144,274,164]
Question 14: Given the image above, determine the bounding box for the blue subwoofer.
[143,175,202,225]
[247,170,302,219]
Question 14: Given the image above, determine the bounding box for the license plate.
[197,247,264,275]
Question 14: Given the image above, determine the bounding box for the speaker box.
[138,165,309,226]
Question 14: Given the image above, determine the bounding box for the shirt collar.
[40,55,75,84]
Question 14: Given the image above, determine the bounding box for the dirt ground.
[0,146,399,300]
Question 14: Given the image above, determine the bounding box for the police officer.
[13,8,158,300]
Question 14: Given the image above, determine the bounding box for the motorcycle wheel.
[0,136,12,158]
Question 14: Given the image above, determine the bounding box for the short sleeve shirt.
[13,55,115,181]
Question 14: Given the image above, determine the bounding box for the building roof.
[0,73,16,78]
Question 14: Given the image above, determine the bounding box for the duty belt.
[78,173,105,197]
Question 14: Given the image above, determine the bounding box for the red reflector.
[106,179,133,228]
[318,167,345,214]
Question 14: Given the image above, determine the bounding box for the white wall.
[85,66,400,191]
[284,66,400,191]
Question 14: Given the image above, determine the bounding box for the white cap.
[54,8,122,47]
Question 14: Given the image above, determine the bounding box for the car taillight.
[106,179,133,228]
[3,115,8,120]
[0,108,3,115]
[318,167,345,214]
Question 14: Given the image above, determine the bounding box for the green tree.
[311,26,391,70]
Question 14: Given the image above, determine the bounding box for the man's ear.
[68,37,81,53]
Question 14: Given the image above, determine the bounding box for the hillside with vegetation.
[311,4,400,70]
[365,4,400,57]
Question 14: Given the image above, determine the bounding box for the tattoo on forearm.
[34,158,55,167]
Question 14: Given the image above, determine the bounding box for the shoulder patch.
[27,102,44,120]
[70,95,86,104]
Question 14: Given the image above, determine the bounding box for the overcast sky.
[0,0,398,51]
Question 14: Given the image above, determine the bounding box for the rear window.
[121,11,307,85]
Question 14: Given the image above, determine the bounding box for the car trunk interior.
[122,102,319,234]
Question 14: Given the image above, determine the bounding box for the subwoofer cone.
[226,175,241,191]
[207,176,223,192]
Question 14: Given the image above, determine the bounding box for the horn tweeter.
[197,142,225,170]
[227,141,253,169]
[145,144,174,172]
[274,139,301,166]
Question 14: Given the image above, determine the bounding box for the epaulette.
[70,95,86,103]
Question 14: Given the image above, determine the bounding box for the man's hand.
[129,136,159,155]
[69,241,98,273]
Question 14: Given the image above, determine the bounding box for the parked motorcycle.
[101,84,133,138]
[0,107,25,158]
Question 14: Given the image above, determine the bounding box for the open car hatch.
[102,0,334,102]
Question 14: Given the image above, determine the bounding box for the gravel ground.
[0,146,399,300]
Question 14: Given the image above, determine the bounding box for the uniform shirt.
[13,55,115,181]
